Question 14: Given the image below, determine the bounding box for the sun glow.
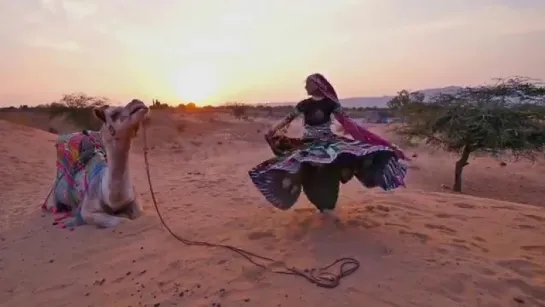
[172,63,221,105]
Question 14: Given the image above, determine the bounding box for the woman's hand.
[390,143,410,161]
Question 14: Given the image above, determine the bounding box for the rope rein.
[141,125,360,288]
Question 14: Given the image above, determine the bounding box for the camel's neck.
[103,138,134,208]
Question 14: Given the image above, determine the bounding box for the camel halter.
[108,124,116,137]
[140,124,360,289]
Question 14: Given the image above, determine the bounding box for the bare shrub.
[226,103,248,119]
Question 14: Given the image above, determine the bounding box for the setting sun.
[172,63,221,105]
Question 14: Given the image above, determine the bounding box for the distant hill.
[267,86,463,108]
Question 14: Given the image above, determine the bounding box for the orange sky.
[1,0,544,106]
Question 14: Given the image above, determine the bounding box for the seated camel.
[43,99,150,228]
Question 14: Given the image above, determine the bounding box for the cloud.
[40,0,59,15]
[39,0,98,21]
[3,1,101,52]
[61,0,98,20]
[25,37,81,51]
[22,11,45,24]
[385,4,545,39]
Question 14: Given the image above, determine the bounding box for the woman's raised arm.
[266,107,301,137]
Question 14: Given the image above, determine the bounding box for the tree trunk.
[453,145,471,192]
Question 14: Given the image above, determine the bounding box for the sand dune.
[1,113,545,307]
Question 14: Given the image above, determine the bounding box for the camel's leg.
[127,185,143,220]
[42,172,61,211]
[43,188,57,211]
[126,200,143,220]
[45,172,73,212]
[80,197,123,228]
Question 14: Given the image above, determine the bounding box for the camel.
[44,99,150,228]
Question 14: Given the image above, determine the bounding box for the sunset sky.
[1,0,544,106]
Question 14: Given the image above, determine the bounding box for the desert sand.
[1,110,545,307]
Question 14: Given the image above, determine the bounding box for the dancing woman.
[249,73,408,214]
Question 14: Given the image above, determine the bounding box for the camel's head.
[93,99,150,144]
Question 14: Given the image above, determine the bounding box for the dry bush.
[226,103,249,119]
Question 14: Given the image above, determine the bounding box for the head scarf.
[306,73,339,103]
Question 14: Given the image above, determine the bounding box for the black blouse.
[295,97,341,126]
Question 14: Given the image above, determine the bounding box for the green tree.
[387,90,426,123]
[389,77,545,192]
[48,93,108,130]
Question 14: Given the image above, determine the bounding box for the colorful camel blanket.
[55,130,105,188]
[46,130,106,227]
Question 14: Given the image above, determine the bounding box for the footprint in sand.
[375,205,392,212]
[445,238,488,253]
[384,222,410,229]
[505,278,545,302]
[470,242,489,253]
[517,224,537,230]
[472,236,486,242]
[436,272,471,299]
[449,243,471,251]
[520,245,545,255]
[478,267,498,276]
[435,213,466,221]
[496,259,545,278]
[491,205,517,211]
[398,229,429,243]
[453,202,476,209]
[345,217,381,229]
[247,231,276,240]
[523,214,545,222]
[424,223,457,235]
